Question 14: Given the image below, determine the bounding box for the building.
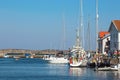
[98,31,110,54]
[108,20,120,52]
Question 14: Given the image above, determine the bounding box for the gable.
[108,22,117,33]
[108,20,120,32]
[113,20,120,31]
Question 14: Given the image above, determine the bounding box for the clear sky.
[0,0,120,50]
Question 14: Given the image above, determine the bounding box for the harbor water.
[0,58,120,80]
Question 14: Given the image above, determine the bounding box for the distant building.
[98,31,110,54]
[108,20,120,52]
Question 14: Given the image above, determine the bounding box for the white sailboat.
[44,14,69,64]
[69,28,87,67]
[44,50,69,64]
[69,0,87,67]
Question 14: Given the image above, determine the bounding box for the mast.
[87,16,91,52]
[63,13,66,51]
[62,13,66,55]
[75,28,80,48]
[96,0,99,54]
[80,0,84,48]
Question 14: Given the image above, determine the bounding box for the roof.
[99,31,110,38]
[113,20,120,31]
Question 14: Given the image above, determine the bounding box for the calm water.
[0,58,120,80]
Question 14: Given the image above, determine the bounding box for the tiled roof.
[113,20,120,31]
[99,31,110,38]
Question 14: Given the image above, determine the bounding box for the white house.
[108,20,120,52]
[98,31,110,54]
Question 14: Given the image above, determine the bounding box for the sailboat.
[43,50,69,64]
[44,14,69,64]
[69,0,87,67]
[69,28,87,67]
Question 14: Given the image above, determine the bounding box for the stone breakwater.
[0,49,69,58]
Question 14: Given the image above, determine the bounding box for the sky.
[0,0,120,50]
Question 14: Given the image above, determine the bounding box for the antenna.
[96,0,99,54]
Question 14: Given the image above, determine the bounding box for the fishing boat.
[69,28,87,67]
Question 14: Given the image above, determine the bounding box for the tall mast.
[80,0,84,48]
[96,0,99,54]
[62,13,66,51]
[87,16,90,52]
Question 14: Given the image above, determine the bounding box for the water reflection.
[40,63,69,76]
[95,70,120,80]
[69,68,86,76]
[69,67,120,80]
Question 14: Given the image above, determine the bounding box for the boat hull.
[94,64,120,71]
[94,67,118,71]
[70,62,82,67]
[45,57,69,64]
[69,59,87,67]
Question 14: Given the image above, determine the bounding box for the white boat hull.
[70,62,82,67]
[70,60,87,67]
[45,57,69,64]
[95,67,118,71]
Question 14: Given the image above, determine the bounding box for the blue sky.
[0,0,120,50]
